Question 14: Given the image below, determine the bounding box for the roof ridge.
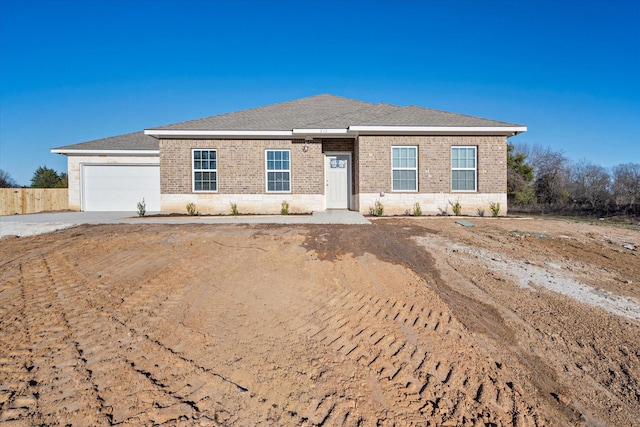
[148,94,367,130]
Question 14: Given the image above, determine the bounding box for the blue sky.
[1,0,638,186]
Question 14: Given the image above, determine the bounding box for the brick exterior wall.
[159,139,328,195]
[157,135,507,215]
[357,135,507,194]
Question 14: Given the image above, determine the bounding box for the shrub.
[281,200,289,215]
[448,198,462,216]
[476,207,485,217]
[230,202,239,216]
[369,200,384,217]
[137,198,146,217]
[413,202,422,217]
[489,202,501,217]
[186,202,198,216]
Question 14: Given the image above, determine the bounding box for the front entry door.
[325,154,350,209]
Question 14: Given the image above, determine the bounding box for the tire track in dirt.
[298,286,546,426]
[1,252,109,425]
[19,242,318,426]
[4,220,638,426]
[161,235,360,426]
[41,247,195,424]
[413,222,640,426]
[301,224,557,425]
[0,261,43,424]
[111,255,308,425]
[2,247,213,424]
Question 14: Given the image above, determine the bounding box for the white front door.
[325,154,350,209]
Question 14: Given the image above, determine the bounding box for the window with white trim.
[392,146,418,191]
[193,149,217,192]
[266,150,290,192]
[451,146,477,191]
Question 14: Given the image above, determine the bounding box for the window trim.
[391,145,418,192]
[265,149,291,193]
[451,146,477,192]
[192,149,218,193]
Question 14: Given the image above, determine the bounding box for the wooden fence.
[0,188,69,215]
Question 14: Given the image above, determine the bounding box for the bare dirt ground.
[1,217,639,426]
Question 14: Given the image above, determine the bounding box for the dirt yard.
[1,217,639,426]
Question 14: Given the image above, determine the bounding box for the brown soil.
[1,217,638,426]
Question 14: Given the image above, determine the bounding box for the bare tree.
[513,144,637,216]
[612,163,640,214]
[0,169,17,188]
[528,145,569,207]
[568,161,612,211]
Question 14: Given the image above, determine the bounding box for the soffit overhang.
[144,125,527,139]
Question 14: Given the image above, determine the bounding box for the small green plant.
[281,200,289,215]
[448,198,462,216]
[186,202,198,216]
[412,202,422,217]
[476,207,485,217]
[230,202,239,216]
[369,200,384,217]
[136,198,146,217]
[489,202,501,217]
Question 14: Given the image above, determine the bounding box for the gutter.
[143,129,294,138]
[348,125,527,136]
[51,149,159,155]
[144,125,527,139]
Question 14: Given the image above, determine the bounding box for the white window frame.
[192,149,217,192]
[265,149,291,193]
[451,146,477,192]
[391,146,418,192]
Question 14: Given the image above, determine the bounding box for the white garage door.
[83,165,160,211]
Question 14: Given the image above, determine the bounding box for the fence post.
[21,188,27,214]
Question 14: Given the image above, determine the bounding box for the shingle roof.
[155,94,375,131]
[53,131,158,151]
[356,105,517,127]
[53,94,523,152]
[306,102,405,128]
[152,94,520,130]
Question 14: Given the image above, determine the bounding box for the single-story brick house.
[52,94,526,215]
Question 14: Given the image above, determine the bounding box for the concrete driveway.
[0,210,370,237]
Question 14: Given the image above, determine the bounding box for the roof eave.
[51,149,160,155]
[292,128,350,137]
[349,126,527,136]
[145,126,527,139]
[144,129,296,139]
